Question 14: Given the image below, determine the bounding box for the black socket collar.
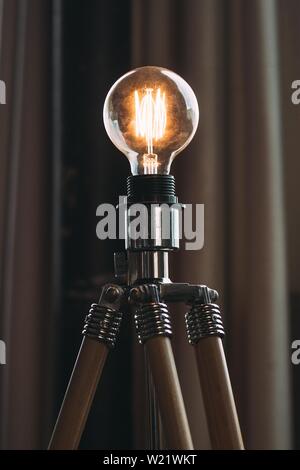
[127,175,178,204]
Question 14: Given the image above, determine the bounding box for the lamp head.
[103,66,199,175]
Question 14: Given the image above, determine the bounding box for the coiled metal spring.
[135,302,172,344]
[185,303,225,345]
[82,303,123,348]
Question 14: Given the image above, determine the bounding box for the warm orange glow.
[134,88,167,155]
[103,66,199,175]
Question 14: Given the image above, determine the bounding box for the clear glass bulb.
[103,66,199,175]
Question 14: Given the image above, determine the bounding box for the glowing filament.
[135,88,167,155]
[143,154,158,174]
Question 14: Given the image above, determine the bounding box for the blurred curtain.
[279,0,300,448]
[0,0,134,450]
[0,0,52,449]
[132,0,292,449]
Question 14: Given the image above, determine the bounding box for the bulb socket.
[127,175,177,204]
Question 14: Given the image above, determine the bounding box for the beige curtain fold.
[132,0,292,449]
[0,0,51,449]
[228,0,291,449]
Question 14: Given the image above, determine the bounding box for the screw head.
[105,286,120,302]
[130,287,142,303]
[209,289,219,302]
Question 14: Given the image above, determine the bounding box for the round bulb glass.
[103,66,199,175]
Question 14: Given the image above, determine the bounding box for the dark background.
[53,0,133,449]
[0,0,299,450]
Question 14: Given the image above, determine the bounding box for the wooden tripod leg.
[145,336,194,450]
[195,336,244,449]
[48,337,108,450]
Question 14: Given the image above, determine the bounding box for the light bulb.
[103,66,199,175]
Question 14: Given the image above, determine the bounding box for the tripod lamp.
[49,66,244,450]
